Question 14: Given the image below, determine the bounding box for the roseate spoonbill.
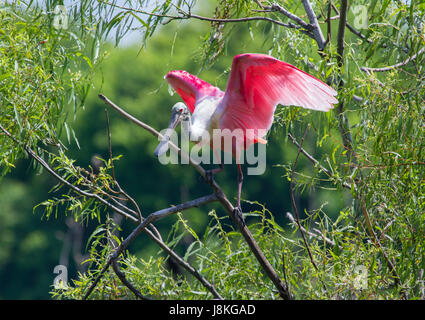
[155,53,338,218]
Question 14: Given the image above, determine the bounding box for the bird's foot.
[200,168,220,184]
[205,169,215,184]
[233,206,246,227]
[198,170,214,184]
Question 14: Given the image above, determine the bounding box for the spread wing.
[219,53,338,137]
[165,70,224,113]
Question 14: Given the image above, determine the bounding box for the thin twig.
[0,124,140,223]
[353,161,425,169]
[360,199,403,294]
[184,12,304,31]
[104,1,311,33]
[287,132,353,191]
[107,223,148,300]
[105,109,116,181]
[281,249,290,297]
[286,212,335,246]
[147,225,224,300]
[104,109,146,226]
[111,260,150,300]
[289,125,319,271]
[83,261,110,299]
[361,67,385,87]
[361,47,425,73]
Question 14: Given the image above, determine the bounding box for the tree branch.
[326,1,332,44]
[114,195,219,255]
[104,1,311,34]
[84,193,222,300]
[335,0,358,166]
[336,0,348,67]
[111,259,150,300]
[99,94,292,300]
[301,0,327,50]
[0,122,225,299]
[254,1,313,31]
[0,124,140,223]
[114,194,222,299]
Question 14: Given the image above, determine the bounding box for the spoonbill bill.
[155,53,338,218]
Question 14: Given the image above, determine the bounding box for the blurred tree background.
[0,0,424,299]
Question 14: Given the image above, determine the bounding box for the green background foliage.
[0,0,424,299]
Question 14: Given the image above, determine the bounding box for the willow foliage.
[1,1,424,299]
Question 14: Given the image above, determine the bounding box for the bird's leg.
[233,163,245,226]
[236,163,244,209]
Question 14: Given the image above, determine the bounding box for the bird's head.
[154,102,190,157]
[171,102,190,121]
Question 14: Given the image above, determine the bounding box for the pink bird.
[155,53,338,218]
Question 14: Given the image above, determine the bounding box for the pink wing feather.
[165,70,224,113]
[219,54,338,136]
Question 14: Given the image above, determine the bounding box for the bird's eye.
[179,108,183,113]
